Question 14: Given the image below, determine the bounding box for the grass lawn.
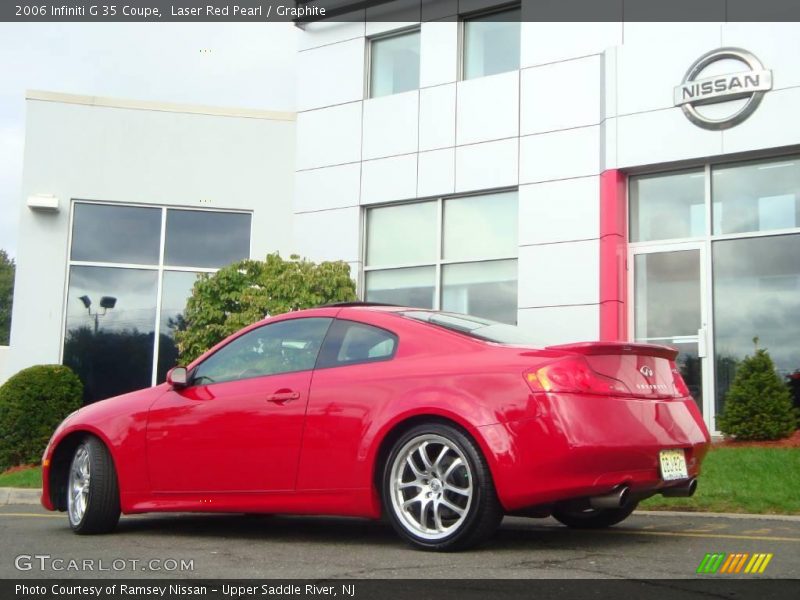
[0,466,42,488]
[641,446,800,515]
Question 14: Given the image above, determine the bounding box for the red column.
[599,170,628,341]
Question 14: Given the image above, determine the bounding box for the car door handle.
[266,390,300,404]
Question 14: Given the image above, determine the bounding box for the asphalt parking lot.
[1,504,798,579]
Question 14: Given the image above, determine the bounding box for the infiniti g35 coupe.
[41,303,710,551]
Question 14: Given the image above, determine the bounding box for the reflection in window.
[713,234,800,417]
[156,271,202,383]
[442,260,517,324]
[463,9,520,80]
[629,170,705,242]
[192,318,332,384]
[63,266,158,404]
[164,210,251,268]
[365,267,435,309]
[316,320,397,368]
[70,204,162,265]
[65,202,253,402]
[370,30,420,98]
[634,251,701,340]
[712,157,800,235]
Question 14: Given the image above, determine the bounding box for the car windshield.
[400,310,540,346]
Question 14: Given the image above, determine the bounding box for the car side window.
[191,318,332,385]
[316,319,398,369]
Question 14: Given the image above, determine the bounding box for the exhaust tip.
[589,485,630,509]
[661,478,697,498]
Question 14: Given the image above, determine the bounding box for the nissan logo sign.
[674,47,772,130]
[640,366,654,378]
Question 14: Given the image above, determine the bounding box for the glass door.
[630,243,710,420]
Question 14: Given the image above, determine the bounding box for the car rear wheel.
[67,436,121,534]
[382,423,503,551]
[552,501,638,529]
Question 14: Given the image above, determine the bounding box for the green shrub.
[717,348,798,441]
[0,364,83,471]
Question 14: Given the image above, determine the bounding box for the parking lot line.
[602,528,800,543]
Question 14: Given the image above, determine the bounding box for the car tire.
[66,436,121,534]
[382,423,503,551]
[552,501,638,529]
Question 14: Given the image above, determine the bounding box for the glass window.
[370,30,420,98]
[634,251,701,340]
[364,192,519,323]
[442,260,518,324]
[165,210,251,268]
[463,8,520,80]
[712,157,800,235]
[192,318,332,385]
[317,320,398,368]
[366,201,438,267]
[629,170,705,242]
[156,271,202,383]
[401,310,536,345]
[63,266,158,404]
[712,234,800,416]
[443,192,518,261]
[365,267,435,309]
[70,204,162,264]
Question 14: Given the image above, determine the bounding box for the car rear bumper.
[479,393,711,511]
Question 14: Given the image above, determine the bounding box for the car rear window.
[400,310,539,346]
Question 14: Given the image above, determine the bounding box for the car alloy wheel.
[383,423,503,551]
[65,436,121,534]
[67,445,91,527]
[389,434,474,541]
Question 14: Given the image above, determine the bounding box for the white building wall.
[295,15,800,346]
[4,92,295,380]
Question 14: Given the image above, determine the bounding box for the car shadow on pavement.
[113,513,644,552]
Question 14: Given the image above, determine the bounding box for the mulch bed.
[714,429,800,448]
[0,464,38,476]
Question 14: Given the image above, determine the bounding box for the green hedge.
[0,364,83,471]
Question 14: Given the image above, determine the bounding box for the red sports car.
[42,304,710,551]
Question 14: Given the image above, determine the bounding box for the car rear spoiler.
[545,341,679,361]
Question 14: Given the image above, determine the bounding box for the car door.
[296,317,400,492]
[146,316,333,493]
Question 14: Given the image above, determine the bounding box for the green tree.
[174,253,357,363]
[0,250,14,345]
[717,347,798,440]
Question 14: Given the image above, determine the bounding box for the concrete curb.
[0,487,41,505]
[637,509,800,522]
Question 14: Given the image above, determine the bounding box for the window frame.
[189,317,334,386]
[459,3,522,81]
[366,26,421,99]
[61,199,254,388]
[361,189,519,321]
[315,318,399,370]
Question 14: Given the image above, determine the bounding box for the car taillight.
[525,357,632,397]
[672,369,692,398]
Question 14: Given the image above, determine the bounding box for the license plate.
[659,449,688,481]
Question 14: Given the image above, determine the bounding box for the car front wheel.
[382,423,503,551]
[67,436,121,534]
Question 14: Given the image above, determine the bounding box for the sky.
[0,22,298,258]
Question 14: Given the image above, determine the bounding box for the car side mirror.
[166,366,189,389]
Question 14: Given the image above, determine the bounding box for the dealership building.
[4,11,800,434]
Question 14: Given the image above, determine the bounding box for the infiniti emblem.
[640,366,654,378]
